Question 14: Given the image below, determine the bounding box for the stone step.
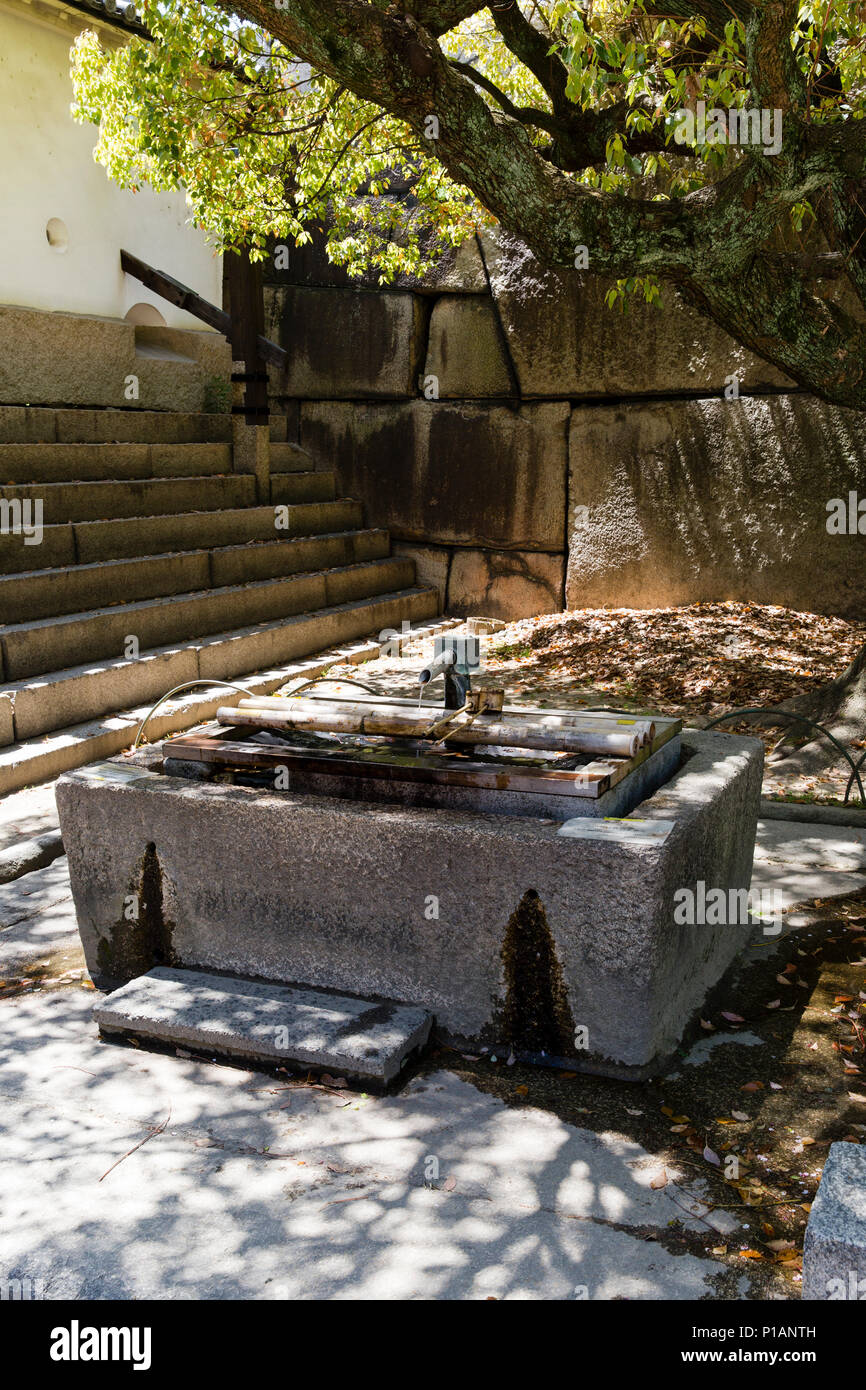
[0,442,232,484]
[0,500,365,574]
[0,474,256,525]
[0,589,441,788]
[0,528,391,623]
[269,442,310,472]
[0,556,417,680]
[94,967,432,1086]
[0,406,234,445]
[0,470,337,525]
[270,471,336,505]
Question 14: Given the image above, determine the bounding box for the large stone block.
[0,306,228,411]
[301,399,568,550]
[448,548,564,619]
[481,231,794,398]
[57,728,762,1078]
[0,307,137,408]
[265,287,428,398]
[424,296,512,397]
[567,395,866,619]
[803,1143,866,1299]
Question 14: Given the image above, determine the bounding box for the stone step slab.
[0,501,365,575]
[270,471,336,505]
[0,556,416,680]
[0,528,390,623]
[0,442,232,484]
[93,966,432,1085]
[0,587,440,786]
[0,474,256,524]
[0,407,233,445]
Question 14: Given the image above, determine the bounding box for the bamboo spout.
[218,697,651,759]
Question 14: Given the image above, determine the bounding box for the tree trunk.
[772,641,866,774]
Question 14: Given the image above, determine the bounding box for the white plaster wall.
[0,1,222,328]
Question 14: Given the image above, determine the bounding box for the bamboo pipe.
[218,698,645,758]
[239,695,655,745]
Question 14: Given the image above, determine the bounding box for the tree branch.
[404,1,488,36]
[490,2,572,117]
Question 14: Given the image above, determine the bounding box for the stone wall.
[264,229,866,622]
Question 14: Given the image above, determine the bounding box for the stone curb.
[760,799,866,829]
[0,830,65,885]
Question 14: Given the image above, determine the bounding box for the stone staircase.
[0,407,439,793]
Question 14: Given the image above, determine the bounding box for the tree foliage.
[72,1,866,404]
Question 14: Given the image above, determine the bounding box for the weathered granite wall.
[264,229,866,621]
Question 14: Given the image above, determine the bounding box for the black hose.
[703,706,865,806]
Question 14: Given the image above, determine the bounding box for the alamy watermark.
[673,101,782,157]
[674,880,782,935]
[826,491,866,535]
[0,497,43,545]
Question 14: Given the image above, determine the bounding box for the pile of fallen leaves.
[484,602,866,719]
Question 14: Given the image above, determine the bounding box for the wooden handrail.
[120,248,288,370]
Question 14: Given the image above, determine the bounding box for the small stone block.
[94,966,432,1085]
[803,1143,866,1299]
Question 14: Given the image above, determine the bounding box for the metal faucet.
[418,645,472,710]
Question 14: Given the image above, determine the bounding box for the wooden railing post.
[226,249,269,428]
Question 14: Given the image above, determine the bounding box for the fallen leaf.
[443,1175,457,1191]
[731,1110,750,1122]
[703,1145,721,1165]
[649,1168,668,1189]
[722,1011,745,1023]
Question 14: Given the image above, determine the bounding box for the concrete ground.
[1,772,864,1299]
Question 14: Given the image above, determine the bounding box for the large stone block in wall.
[301,399,567,550]
[449,548,564,620]
[567,395,866,619]
[481,231,795,398]
[265,287,427,398]
[424,296,512,397]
